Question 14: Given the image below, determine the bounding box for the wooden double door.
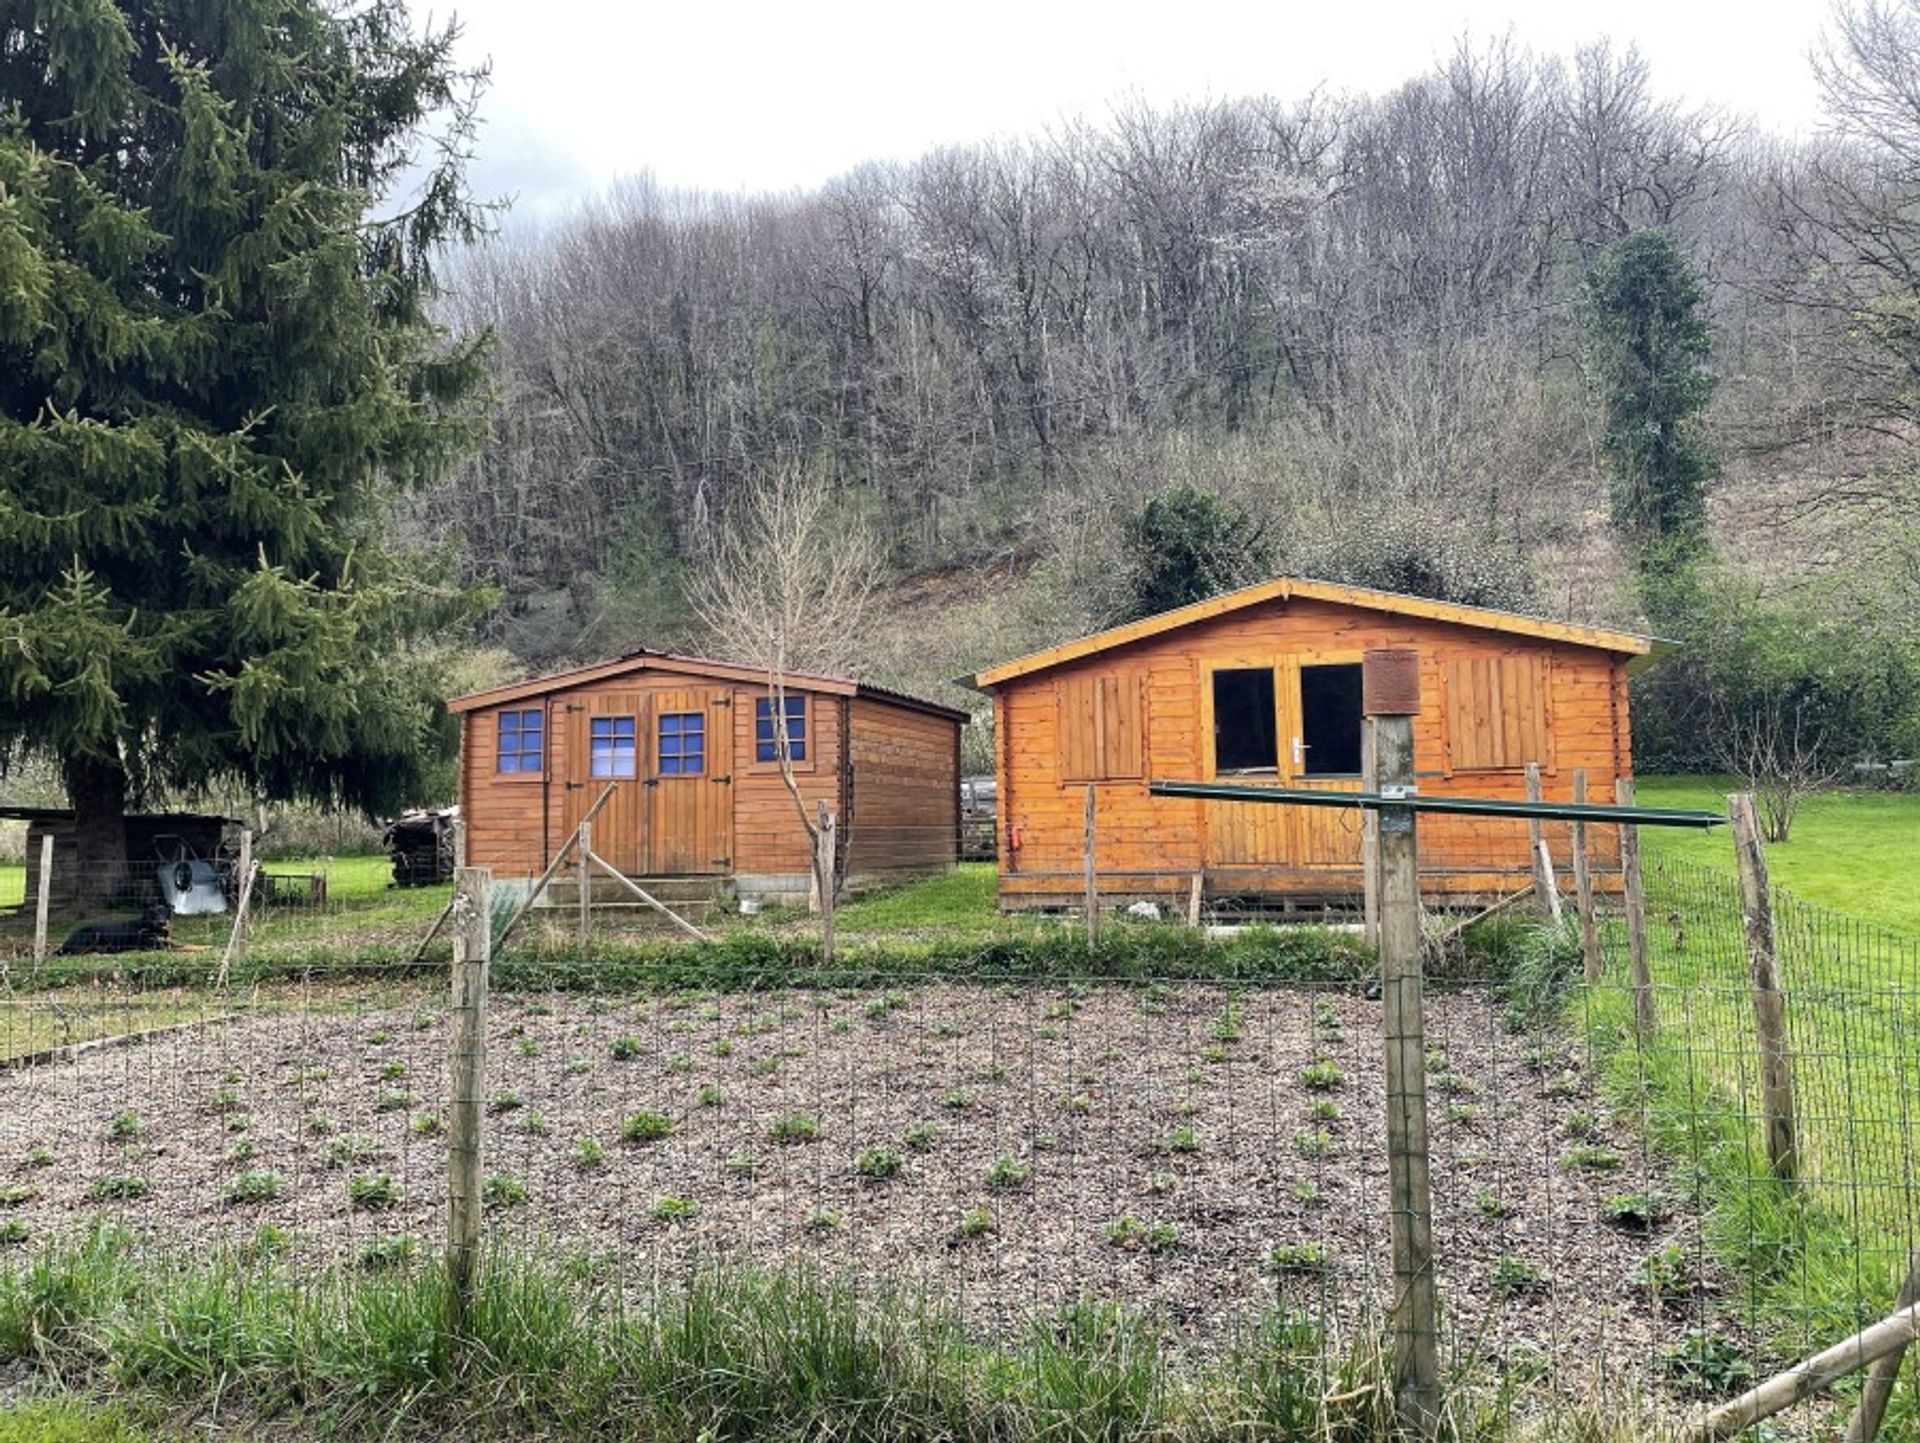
[1203,656,1366,873]
[560,688,734,874]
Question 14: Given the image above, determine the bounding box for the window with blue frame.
[754,694,807,763]
[496,709,544,774]
[590,716,637,778]
[657,712,705,775]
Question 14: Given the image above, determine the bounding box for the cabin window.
[495,709,544,774]
[1212,668,1278,774]
[589,716,637,778]
[754,695,808,763]
[1059,672,1144,782]
[657,712,706,775]
[1298,664,1364,777]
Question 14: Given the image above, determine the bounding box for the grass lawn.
[1635,776,1920,935]
[0,1402,152,1443]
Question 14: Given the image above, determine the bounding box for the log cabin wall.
[989,594,1637,910]
[844,697,961,883]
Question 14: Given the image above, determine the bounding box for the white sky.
[444,0,1836,216]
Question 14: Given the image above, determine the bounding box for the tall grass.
[0,1230,1672,1442]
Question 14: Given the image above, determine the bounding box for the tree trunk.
[63,752,130,912]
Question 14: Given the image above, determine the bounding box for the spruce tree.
[1581,229,1716,559]
[0,0,487,899]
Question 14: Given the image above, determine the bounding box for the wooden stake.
[1570,770,1601,982]
[576,820,592,961]
[445,866,491,1338]
[1616,776,1657,1040]
[818,801,837,964]
[1730,791,1797,1182]
[1525,763,1562,923]
[30,832,53,974]
[1083,784,1100,945]
[1698,1297,1920,1441]
[1373,714,1440,1438]
[216,830,256,989]
[1187,872,1204,928]
[585,850,711,942]
[1361,717,1380,951]
[494,783,619,950]
[1844,1254,1920,1442]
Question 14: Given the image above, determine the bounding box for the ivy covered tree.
[1110,485,1272,624]
[0,0,488,899]
[1581,229,1716,562]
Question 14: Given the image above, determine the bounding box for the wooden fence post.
[1525,762,1562,923]
[817,800,837,964]
[576,820,592,961]
[216,830,256,989]
[1361,717,1381,951]
[1083,784,1100,946]
[1616,777,1657,1039]
[1366,651,1440,1439]
[445,866,491,1338]
[1844,1253,1920,1442]
[30,832,53,974]
[1570,770,1601,982]
[1730,791,1797,1183]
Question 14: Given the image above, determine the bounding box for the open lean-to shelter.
[450,652,967,905]
[968,577,1660,911]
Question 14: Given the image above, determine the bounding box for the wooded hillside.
[411,28,1920,743]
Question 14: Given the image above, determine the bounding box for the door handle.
[1291,737,1305,766]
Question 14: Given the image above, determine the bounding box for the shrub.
[575,1137,606,1171]
[483,1174,528,1210]
[1490,1256,1547,1295]
[653,1195,699,1223]
[1104,1216,1178,1254]
[107,1110,142,1141]
[90,1175,150,1201]
[958,1207,994,1239]
[611,1036,643,1060]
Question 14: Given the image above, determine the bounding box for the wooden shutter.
[1444,654,1551,772]
[1058,672,1145,782]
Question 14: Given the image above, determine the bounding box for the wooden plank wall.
[844,698,961,878]
[995,595,1632,907]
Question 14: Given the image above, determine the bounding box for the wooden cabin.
[4,808,240,917]
[449,652,967,904]
[968,577,1659,911]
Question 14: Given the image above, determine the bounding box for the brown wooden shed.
[449,652,967,904]
[967,577,1660,910]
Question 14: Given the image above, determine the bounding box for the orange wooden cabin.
[450,652,966,904]
[968,578,1660,910]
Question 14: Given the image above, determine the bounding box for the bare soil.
[0,981,1707,1376]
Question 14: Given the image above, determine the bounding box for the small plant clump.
[486,1089,524,1114]
[803,1206,843,1235]
[1105,1216,1178,1255]
[374,1089,414,1113]
[1293,1130,1334,1160]
[611,1036,643,1060]
[575,1136,606,1171]
[1161,1126,1201,1156]
[0,1219,29,1246]
[90,1175,151,1201]
[412,1112,444,1137]
[697,1084,725,1109]
[986,1156,1032,1190]
[621,1110,675,1144]
[1602,1192,1675,1232]
[1561,1145,1623,1174]
[482,1174,528,1210]
[940,1089,975,1112]
[1660,1330,1755,1398]
[1474,1190,1513,1221]
[1637,1244,1699,1301]
[348,1173,402,1211]
[107,1110,142,1141]
[0,1184,41,1207]
[1490,1256,1547,1295]
[360,1235,417,1271]
[857,1147,902,1181]
[903,1123,937,1151]
[1268,1243,1333,1276]
[24,1147,54,1168]
[1299,1060,1343,1091]
[957,1207,994,1239]
[653,1194,700,1223]
[769,1114,820,1145]
[1309,1099,1341,1122]
[1293,1180,1324,1207]
[328,1135,382,1169]
[222,1171,285,1206]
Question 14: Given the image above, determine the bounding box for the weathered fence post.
[817,800,837,964]
[30,831,53,974]
[1570,770,1601,982]
[1730,791,1798,1182]
[445,866,491,1337]
[216,829,256,989]
[576,820,592,961]
[1616,776,1657,1039]
[1844,1253,1920,1442]
[1364,648,1441,1439]
[1361,716,1381,951]
[1525,762,1562,923]
[1083,784,1100,945]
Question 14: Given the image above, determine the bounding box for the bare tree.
[1712,693,1840,842]
[687,469,885,906]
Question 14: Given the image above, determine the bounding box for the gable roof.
[968,576,1659,690]
[448,649,969,722]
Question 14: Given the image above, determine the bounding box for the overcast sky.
[444,0,1835,218]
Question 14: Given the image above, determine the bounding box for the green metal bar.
[1148,779,1724,829]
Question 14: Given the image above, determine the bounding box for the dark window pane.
[1299,664,1364,776]
[1212,669,1278,773]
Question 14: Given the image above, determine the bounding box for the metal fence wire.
[0,840,1917,1440]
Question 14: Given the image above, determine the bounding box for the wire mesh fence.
[0,827,1917,1439]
